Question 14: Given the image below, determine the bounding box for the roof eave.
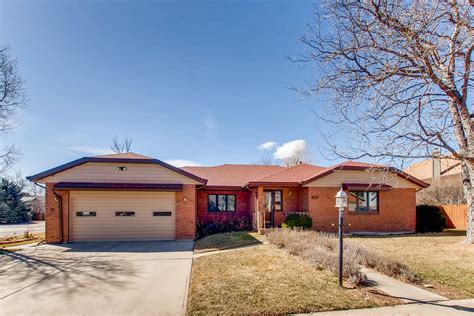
[246,181,301,187]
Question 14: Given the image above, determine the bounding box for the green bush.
[416,205,446,232]
[0,178,32,224]
[282,213,313,229]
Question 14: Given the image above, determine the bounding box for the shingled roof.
[182,164,285,187]
[185,161,429,189]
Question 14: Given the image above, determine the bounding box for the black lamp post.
[335,187,348,287]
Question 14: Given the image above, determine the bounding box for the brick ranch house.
[27,153,428,243]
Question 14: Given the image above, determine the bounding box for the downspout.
[53,190,64,243]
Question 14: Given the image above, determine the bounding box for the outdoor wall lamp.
[335,188,348,287]
[183,197,188,203]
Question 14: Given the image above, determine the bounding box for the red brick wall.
[308,187,416,233]
[45,183,69,243]
[176,184,197,240]
[196,190,251,224]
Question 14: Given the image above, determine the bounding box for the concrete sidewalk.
[361,268,448,303]
[304,299,474,315]
[301,268,471,315]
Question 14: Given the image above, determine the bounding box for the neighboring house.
[27,152,428,243]
[21,195,45,220]
[403,155,462,181]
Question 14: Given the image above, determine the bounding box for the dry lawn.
[350,231,474,299]
[0,232,45,251]
[187,245,399,315]
[267,229,418,285]
[194,231,262,254]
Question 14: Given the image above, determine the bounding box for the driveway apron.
[0,241,194,316]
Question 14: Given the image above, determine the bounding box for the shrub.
[416,205,447,232]
[197,215,252,238]
[267,229,419,286]
[282,213,312,229]
[0,178,32,224]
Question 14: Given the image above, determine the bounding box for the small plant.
[282,213,312,229]
[23,231,35,239]
[416,205,447,232]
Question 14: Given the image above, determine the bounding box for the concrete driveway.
[0,221,45,238]
[0,241,194,316]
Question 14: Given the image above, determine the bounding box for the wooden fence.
[440,205,467,230]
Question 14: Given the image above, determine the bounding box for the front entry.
[264,190,282,228]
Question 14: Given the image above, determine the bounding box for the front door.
[264,190,282,228]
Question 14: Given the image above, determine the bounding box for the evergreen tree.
[0,178,31,223]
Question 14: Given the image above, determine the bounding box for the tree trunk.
[461,162,474,243]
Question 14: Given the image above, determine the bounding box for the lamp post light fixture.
[335,187,348,287]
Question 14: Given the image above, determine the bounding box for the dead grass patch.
[194,231,261,254]
[350,232,474,299]
[0,232,44,250]
[267,229,419,286]
[187,245,399,315]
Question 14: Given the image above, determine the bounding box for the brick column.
[175,185,197,240]
[257,186,265,233]
[45,183,69,243]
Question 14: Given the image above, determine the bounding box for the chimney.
[432,148,441,180]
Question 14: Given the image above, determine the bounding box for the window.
[153,211,172,216]
[115,211,135,217]
[264,190,283,212]
[274,190,282,211]
[208,194,236,212]
[349,191,379,212]
[76,211,96,217]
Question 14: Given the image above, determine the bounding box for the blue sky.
[1,0,336,176]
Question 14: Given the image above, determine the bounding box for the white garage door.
[70,191,176,242]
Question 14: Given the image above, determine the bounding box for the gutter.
[53,190,64,243]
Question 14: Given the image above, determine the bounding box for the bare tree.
[110,136,132,153]
[282,150,311,167]
[0,46,25,173]
[294,1,473,242]
[255,155,276,166]
[417,176,466,205]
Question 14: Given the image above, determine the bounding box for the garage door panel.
[70,191,176,242]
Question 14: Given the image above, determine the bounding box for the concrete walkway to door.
[0,241,194,316]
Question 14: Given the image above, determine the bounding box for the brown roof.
[93,152,152,159]
[182,164,285,187]
[184,160,428,188]
[248,163,326,185]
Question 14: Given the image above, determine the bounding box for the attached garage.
[70,191,176,242]
[26,153,207,243]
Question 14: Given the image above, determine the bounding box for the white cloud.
[258,141,276,151]
[65,146,114,156]
[164,159,201,168]
[273,139,306,160]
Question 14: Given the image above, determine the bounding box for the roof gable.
[27,153,207,184]
[301,161,429,188]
